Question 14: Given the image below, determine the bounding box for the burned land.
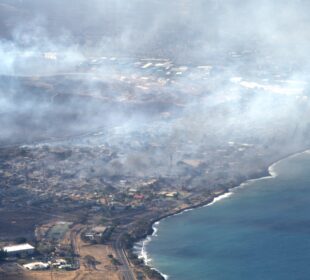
[0,55,310,279]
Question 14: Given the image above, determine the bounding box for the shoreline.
[132,148,310,279]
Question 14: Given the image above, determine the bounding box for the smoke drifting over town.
[1,0,310,58]
[1,0,310,180]
[3,2,310,279]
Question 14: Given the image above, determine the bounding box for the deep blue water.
[146,151,310,280]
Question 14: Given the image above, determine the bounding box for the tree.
[0,249,7,262]
[15,237,27,244]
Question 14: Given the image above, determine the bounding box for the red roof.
[134,194,144,200]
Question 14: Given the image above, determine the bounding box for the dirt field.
[24,225,121,280]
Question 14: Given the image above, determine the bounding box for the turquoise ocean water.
[143,151,310,280]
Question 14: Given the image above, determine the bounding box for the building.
[134,194,144,200]
[23,262,49,270]
[85,226,107,240]
[159,191,178,198]
[52,259,67,267]
[3,243,35,257]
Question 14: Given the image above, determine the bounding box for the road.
[113,231,136,280]
[70,224,136,280]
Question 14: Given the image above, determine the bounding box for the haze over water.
[146,151,310,280]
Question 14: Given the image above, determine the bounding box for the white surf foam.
[206,192,233,207]
[134,150,310,280]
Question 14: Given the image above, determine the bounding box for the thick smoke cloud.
[1,0,310,61]
[1,0,310,182]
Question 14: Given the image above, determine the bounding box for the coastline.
[131,148,310,280]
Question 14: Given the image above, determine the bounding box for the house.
[165,192,178,198]
[3,243,35,257]
[85,226,108,240]
[159,191,178,198]
[134,194,144,200]
[128,188,138,194]
[52,259,67,267]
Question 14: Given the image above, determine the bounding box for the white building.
[3,243,35,257]
[23,262,49,270]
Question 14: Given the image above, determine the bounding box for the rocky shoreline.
[125,169,271,279]
[126,150,310,279]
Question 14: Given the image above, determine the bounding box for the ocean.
[136,151,310,280]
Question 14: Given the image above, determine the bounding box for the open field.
[1,225,122,280]
[0,210,53,241]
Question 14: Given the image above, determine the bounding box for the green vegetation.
[127,251,143,266]
[36,243,54,256]
[107,254,122,266]
[127,251,164,280]
[84,255,101,267]
[99,226,115,244]
[0,249,7,262]
[15,237,27,244]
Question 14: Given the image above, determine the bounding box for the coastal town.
[0,51,310,279]
[1,0,310,279]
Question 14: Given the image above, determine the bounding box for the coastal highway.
[113,231,136,280]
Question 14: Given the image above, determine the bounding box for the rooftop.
[23,262,49,270]
[3,243,34,253]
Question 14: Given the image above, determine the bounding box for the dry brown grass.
[2,225,121,280]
